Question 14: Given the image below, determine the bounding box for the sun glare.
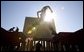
[44,8,55,22]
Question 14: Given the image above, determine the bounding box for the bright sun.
[44,8,55,22]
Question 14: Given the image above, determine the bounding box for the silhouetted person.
[15,27,19,32]
[35,41,42,51]
[8,27,15,32]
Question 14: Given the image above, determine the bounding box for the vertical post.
[33,41,35,51]
[43,41,45,51]
[46,41,50,51]
[50,42,51,51]
[58,42,62,51]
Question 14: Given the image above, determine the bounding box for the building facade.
[23,17,56,51]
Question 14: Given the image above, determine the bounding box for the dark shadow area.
[51,28,83,52]
[0,27,83,51]
[1,27,26,51]
[35,41,42,51]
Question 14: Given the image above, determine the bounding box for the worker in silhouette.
[37,6,53,21]
[8,27,15,32]
[15,27,19,32]
[35,41,42,51]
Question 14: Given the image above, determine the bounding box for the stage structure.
[23,6,57,51]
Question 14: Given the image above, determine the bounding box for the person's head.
[13,27,14,28]
[38,41,40,43]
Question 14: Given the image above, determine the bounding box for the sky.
[1,1,83,33]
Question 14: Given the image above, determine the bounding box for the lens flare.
[44,8,55,22]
